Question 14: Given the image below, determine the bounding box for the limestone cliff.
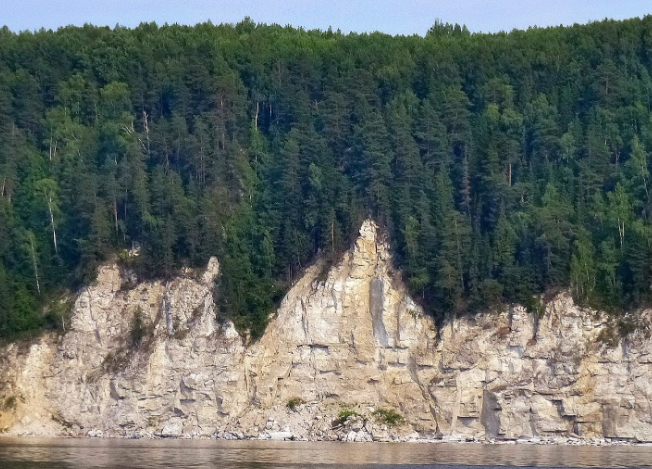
[1,220,652,442]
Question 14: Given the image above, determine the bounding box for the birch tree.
[34,178,61,256]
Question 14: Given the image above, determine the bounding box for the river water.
[0,438,651,468]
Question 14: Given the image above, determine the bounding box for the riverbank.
[4,431,652,448]
[4,401,652,447]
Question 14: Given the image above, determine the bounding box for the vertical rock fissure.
[481,390,501,439]
[369,277,388,347]
[408,355,441,433]
[163,294,174,336]
[449,373,461,437]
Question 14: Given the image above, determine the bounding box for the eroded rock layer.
[1,221,652,442]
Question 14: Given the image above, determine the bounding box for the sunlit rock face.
[2,220,652,442]
[0,256,247,438]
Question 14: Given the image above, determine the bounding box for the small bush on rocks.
[0,395,18,411]
[286,397,305,411]
[130,307,146,346]
[373,408,403,426]
[332,409,363,427]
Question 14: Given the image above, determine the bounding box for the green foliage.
[43,297,74,332]
[0,395,18,412]
[129,307,146,347]
[2,17,652,340]
[332,409,363,427]
[372,408,404,426]
[286,397,305,411]
[522,296,546,318]
[596,316,641,348]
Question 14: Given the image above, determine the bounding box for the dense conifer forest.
[2,17,652,338]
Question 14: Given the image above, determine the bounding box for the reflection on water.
[0,438,651,469]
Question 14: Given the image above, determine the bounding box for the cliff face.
[1,221,652,442]
[0,256,247,438]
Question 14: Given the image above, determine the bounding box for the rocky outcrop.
[0,257,247,438]
[2,220,652,442]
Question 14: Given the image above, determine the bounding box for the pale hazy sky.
[2,0,652,35]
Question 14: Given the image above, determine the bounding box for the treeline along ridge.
[1,18,652,337]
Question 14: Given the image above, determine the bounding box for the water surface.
[1,438,650,468]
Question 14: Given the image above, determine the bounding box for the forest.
[2,17,652,338]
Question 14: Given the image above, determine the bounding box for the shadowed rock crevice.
[370,277,388,347]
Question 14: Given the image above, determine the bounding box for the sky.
[1,0,652,35]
